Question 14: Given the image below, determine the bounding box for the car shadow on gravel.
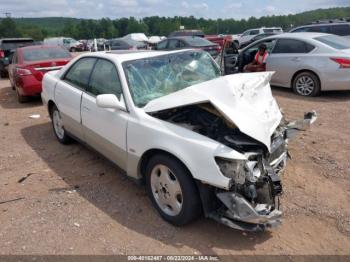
[21,122,272,254]
[272,86,350,103]
[0,84,42,109]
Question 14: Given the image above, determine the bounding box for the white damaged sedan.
[42,50,316,231]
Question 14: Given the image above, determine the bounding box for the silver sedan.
[238,32,350,96]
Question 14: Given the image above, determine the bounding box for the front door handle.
[291,57,301,62]
[83,106,90,111]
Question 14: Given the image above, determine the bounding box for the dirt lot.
[0,75,349,256]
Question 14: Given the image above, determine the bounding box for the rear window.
[23,47,71,62]
[185,37,214,47]
[1,40,34,50]
[170,31,205,37]
[315,35,350,50]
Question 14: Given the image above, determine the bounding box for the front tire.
[50,105,72,144]
[292,71,320,97]
[145,154,202,226]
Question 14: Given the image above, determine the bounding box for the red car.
[9,45,72,103]
[205,35,233,49]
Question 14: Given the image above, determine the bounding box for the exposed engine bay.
[150,103,317,231]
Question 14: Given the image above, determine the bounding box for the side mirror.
[96,94,125,110]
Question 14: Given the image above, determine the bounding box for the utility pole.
[4,12,11,18]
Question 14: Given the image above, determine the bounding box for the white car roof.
[79,49,196,63]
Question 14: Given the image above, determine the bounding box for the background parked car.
[0,38,34,78]
[204,34,233,49]
[8,45,72,102]
[78,39,90,51]
[238,27,283,47]
[168,30,205,38]
[44,37,84,52]
[156,36,221,58]
[236,32,350,96]
[239,32,281,49]
[290,21,350,39]
[106,38,147,50]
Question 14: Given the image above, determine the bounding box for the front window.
[272,39,315,54]
[123,51,221,107]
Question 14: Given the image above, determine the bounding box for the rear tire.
[145,154,202,226]
[50,104,73,144]
[15,87,28,103]
[292,71,320,97]
[10,77,15,90]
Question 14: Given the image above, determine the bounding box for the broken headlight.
[216,157,264,185]
[215,158,246,185]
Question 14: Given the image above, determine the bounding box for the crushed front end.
[149,99,317,231]
[207,111,317,231]
[210,132,285,231]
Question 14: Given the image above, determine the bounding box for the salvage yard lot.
[0,75,350,255]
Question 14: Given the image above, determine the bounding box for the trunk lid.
[24,59,70,81]
[144,72,282,151]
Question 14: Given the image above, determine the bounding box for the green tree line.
[0,6,349,40]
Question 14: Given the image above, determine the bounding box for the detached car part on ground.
[42,50,316,232]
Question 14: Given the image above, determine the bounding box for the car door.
[267,38,315,87]
[81,58,128,169]
[239,38,277,71]
[55,57,97,140]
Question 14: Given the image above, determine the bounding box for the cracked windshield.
[124,51,220,107]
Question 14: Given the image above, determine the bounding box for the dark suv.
[0,38,34,77]
[290,22,350,38]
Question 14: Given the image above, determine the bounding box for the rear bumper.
[321,70,350,91]
[16,75,42,96]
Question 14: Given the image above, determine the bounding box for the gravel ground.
[0,75,349,255]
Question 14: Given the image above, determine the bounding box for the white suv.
[238,27,283,47]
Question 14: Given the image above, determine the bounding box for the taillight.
[0,50,4,58]
[330,57,350,68]
[16,67,32,76]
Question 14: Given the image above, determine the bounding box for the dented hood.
[144,72,282,151]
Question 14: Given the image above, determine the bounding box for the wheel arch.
[47,100,56,118]
[138,148,195,183]
[138,148,206,216]
[291,69,322,91]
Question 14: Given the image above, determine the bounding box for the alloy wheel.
[52,110,65,139]
[150,164,183,216]
[295,76,315,96]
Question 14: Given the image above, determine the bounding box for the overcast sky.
[1,0,349,19]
